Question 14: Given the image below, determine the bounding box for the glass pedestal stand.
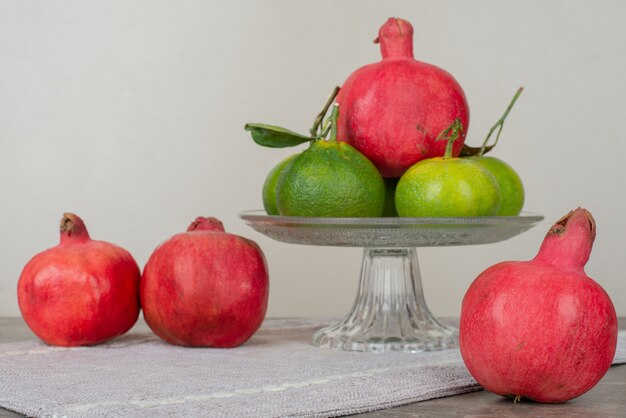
[240,211,543,353]
[312,247,456,352]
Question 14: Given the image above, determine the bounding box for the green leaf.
[244,123,314,148]
[460,143,495,157]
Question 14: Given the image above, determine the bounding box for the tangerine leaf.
[460,143,495,157]
[244,123,314,148]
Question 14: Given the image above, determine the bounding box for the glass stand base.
[312,248,458,353]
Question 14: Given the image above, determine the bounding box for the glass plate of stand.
[240,210,544,353]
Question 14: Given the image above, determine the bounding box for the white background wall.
[1,0,625,320]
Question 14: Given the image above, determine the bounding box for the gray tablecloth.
[0,319,624,418]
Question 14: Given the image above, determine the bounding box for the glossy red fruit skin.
[336,17,469,178]
[460,209,617,403]
[17,213,141,347]
[140,217,269,348]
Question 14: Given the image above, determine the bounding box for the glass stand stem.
[312,248,458,352]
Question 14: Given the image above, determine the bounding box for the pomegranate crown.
[374,17,414,59]
[59,212,91,243]
[187,217,225,233]
[534,208,596,272]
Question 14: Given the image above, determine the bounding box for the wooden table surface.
[1,317,624,418]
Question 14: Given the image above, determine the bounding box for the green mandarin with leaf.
[395,119,501,217]
[247,88,385,218]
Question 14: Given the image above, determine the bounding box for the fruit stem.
[437,118,464,159]
[328,104,340,142]
[478,87,524,157]
[319,118,332,139]
[310,86,340,137]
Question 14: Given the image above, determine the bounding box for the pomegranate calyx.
[378,17,414,60]
[550,207,596,237]
[59,213,90,243]
[373,18,404,43]
[187,217,225,233]
[534,208,596,272]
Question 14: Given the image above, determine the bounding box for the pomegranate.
[140,217,269,347]
[17,213,141,346]
[460,208,618,403]
[336,17,470,177]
